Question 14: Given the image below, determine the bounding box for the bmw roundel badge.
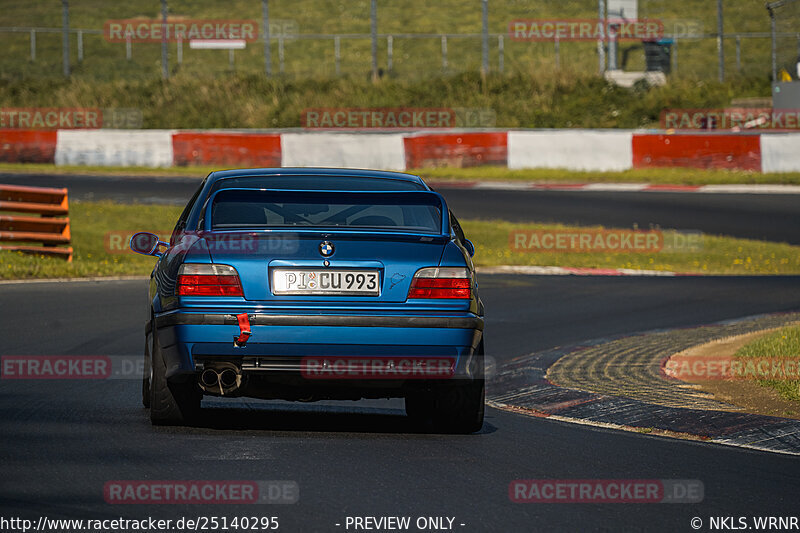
[319,241,335,257]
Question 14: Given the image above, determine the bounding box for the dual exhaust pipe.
[199,365,241,395]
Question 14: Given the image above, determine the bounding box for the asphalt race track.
[442,188,800,245]
[2,275,800,531]
[2,172,799,244]
[2,172,800,531]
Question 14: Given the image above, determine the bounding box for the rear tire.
[149,328,200,426]
[141,330,152,408]
[405,339,485,434]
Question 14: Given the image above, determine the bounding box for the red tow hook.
[234,313,252,347]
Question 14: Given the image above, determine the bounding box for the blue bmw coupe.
[131,168,484,433]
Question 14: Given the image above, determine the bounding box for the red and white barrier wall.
[1,128,799,173]
[281,133,406,170]
[508,130,632,171]
[55,130,176,167]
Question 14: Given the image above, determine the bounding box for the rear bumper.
[153,311,483,382]
[154,312,482,330]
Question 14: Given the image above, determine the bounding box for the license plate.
[272,269,380,296]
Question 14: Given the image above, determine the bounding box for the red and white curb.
[488,312,800,456]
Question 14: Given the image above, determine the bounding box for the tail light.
[177,264,244,297]
[408,267,471,299]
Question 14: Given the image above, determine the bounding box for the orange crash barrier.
[0,184,73,261]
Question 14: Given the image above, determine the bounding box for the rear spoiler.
[202,188,451,237]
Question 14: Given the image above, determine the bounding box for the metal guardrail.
[0,185,73,262]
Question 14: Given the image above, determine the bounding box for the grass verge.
[0,71,774,129]
[463,220,800,275]
[0,201,182,279]
[2,201,799,279]
[0,162,210,178]
[735,325,800,403]
[3,163,800,186]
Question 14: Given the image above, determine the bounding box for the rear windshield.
[210,189,442,234]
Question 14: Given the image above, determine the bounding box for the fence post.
[61,0,70,77]
[387,35,393,72]
[598,0,606,74]
[126,33,132,60]
[30,29,35,61]
[441,35,447,71]
[370,0,378,81]
[160,0,169,79]
[77,30,83,62]
[262,0,272,76]
[229,48,235,70]
[334,36,340,76]
[481,0,488,76]
[278,36,284,73]
[177,36,183,64]
[716,0,724,82]
[769,5,777,82]
[498,35,504,74]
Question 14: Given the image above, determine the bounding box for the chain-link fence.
[0,0,795,82]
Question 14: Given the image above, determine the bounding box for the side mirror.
[130,232,167,257]
[463,239,475,257]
